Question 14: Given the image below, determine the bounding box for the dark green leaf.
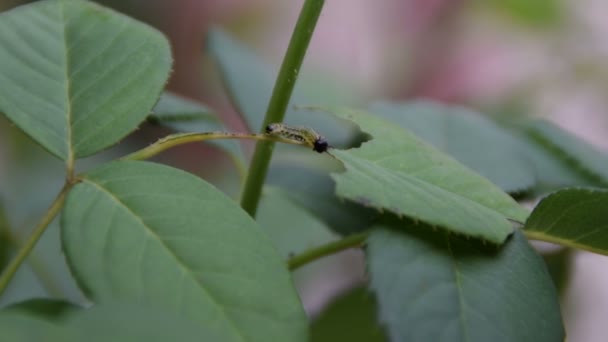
[526,120,608,186]
[267,163,378,235]
[61,160,307,342]
[327,107,528,243]
[5,298,79,319]
[524,188,608,254]
[367,226,564,342]
[515,129,590,193]
[311,287,387,342]
[206,29,355,147]
[150,92,244,163]
[257,187,336,258]
[542,247,573,296]
[0,0,172,160]
[370,101,535,193]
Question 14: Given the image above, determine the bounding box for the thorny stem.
[239,0,326,217]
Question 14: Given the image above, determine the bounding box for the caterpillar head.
[313,137,329,153]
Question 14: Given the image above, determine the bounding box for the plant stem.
[240,0,326,217]
[524,230,607,255]
[0,182,72,297]
[122,132,309,161]
[288,232,369,271]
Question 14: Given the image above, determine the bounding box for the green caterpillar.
[265,123,329,153]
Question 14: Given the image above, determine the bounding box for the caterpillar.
[265,123,329,153]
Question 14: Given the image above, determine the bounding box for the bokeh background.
[1,0,608,340]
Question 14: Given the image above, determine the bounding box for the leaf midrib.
[82,178,247,342]
[58,1,74,165]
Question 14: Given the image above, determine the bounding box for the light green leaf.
[206,29,355,147]
[61,161,307,342]
[527,120,608,186]
[367,226,564,342]
[311,287,387,342]
[524,187,608,255]
[257,187,337,258]
[370,101,535,192]
[326,107,528,243]
[150,92,244,163]
[0,0,172,160]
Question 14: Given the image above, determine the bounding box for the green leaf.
[150,92,244,163]
[370,101,535,193]
[326,107,528,243]
[311,287,387,342]
[0,302,221,341]
[524,188,608,254]
[206,29,355,147]
[0,0,172,160]
[0,312,66,341]
[257,187,337,259]
[151,92,215,123]
[64,302,221,342]
[526,120,608,186]
[367,226,564,342]
[515,130,590,193]
[61,160,307,342]
[267,164,378,235]
[542,248,573,296]
[5,298,79,319]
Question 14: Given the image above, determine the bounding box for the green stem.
[122,132,308,161]
[288,232,369,271]
[524,230,607,255]
[0,182,73,297]
[240,0,326,217]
